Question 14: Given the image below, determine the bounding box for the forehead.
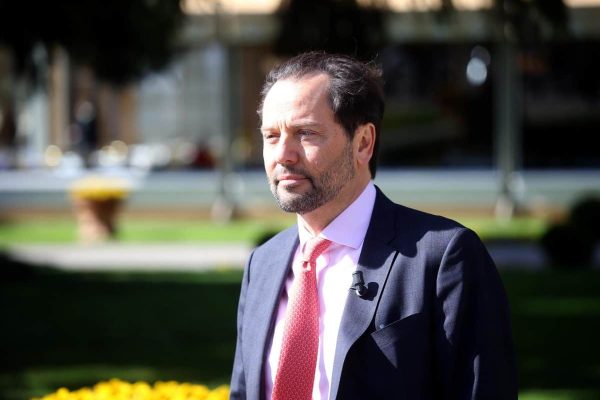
[261,74,332,127]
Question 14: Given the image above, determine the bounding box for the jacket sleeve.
[434,228,518,400]
[229,251,253,400]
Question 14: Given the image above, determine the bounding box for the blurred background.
[1,1,599,399]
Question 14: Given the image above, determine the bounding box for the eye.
[298,129,315,138]
[262,131,279,142]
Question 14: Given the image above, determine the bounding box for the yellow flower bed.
[70,176,130,201]
[34,379,229,400]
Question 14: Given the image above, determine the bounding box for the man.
[230,52,517,400]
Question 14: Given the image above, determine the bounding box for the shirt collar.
[298,181,376,250]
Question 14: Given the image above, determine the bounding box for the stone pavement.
[8,241,595,273]
[6,243,253,272]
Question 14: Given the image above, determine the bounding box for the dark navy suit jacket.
[230,187,518,399]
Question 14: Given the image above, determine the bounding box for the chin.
[277,189,302,203]
[276,182,308,197]
[275,191,305,209]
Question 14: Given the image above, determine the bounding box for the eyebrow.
[260,120,324,132]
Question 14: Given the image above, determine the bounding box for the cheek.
[303,148,322,170]
[303,142,326,161]
[263,146,275,166]
[304,143,338,171]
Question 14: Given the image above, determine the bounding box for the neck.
[298,175,371,236]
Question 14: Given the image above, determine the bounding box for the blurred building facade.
[0,0,598,173]
[0,0,599,217]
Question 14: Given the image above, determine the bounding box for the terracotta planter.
[73,197,123,243]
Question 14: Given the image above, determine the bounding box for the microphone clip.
[350,271,368,298]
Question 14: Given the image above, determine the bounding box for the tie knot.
[302,237,332,265]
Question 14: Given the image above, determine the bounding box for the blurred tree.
[489,0,567,218]
[272,0,568,219]
[273,0,567,60]
[494,0,568,42]
[273,0,387,60]
[382,0,568,217]
[0,0,184,85]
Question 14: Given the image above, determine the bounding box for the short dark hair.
[259,51,385,178]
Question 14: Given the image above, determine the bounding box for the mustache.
[273,166,313,183]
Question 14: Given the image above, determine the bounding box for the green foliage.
[541,195,600,268]
[0,269,242,399]
[570,196,600,241]
[541,223,595,268]
[503,270,600,391]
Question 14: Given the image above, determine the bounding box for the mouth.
[277,174,308,186]
[275,173,310,188]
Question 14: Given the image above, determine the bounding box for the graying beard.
[273,189,327,214]
[268,141,355,214]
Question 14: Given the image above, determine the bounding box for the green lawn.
[1,261,599,400]
[519,390,600,400]
[0,215,547,245]
[0,217,294,245]
[457,215,548,241]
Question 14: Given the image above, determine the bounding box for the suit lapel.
[329,188,400,399]
[245,227,299,400]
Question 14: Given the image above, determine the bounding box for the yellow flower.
[205,385,229,400]
[70,175,130,201]
[34,380,229,400]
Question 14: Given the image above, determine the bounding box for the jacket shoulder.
[370,188,486,263]
[252,224,298,257]
[373,188,466,238]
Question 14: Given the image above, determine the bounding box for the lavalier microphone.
[350,271,368,298]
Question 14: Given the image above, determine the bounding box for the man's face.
[260,73,357,214]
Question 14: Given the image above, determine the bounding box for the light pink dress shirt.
[265,182,376,400]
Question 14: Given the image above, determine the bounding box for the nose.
[273,133,298,165]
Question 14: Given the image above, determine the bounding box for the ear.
[353,123,376,169]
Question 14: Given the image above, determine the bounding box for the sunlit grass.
[117,218,290,243]
[519,389,600,400]
[0,215,547,245]
[0,217,293,245]
[0,218,78,243]
[457,216,548,240]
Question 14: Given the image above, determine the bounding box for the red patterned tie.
[272,237,332,400]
